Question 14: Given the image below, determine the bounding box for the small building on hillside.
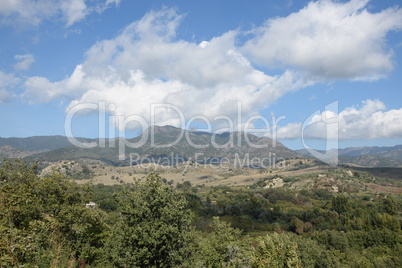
[86,201,96,209]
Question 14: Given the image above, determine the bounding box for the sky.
[0,0,402,150]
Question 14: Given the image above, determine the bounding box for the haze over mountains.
[5,126,298,167]
[298,145,402,167]
[1,125,401,167]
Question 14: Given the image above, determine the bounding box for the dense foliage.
[1,159,401,267]
[0,159,107,267]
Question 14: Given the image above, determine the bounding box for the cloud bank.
[24,8,310,129]
[243,0,402,80]
[20,1,402,134]
[276,100,402,140]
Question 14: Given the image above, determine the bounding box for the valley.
[2,126,402,194]
[1,128,402,267]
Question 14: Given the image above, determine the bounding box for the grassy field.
[38,157,400,194]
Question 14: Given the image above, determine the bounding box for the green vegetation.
[1,159,401,267]
[103,173,191,267]
[0,159,107,267]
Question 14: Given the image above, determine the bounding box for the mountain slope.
[25,126,300,167]
[0,145,35,158]
[0,136,95,152]
[298,145,402,167]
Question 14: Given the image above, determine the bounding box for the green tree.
[332,195,350,215]
[382,196,398,216]
[250,232,301,268]
[0,159,107,267]
[291,216,305,235]
[192,217,244,267]
[104,172,191,267]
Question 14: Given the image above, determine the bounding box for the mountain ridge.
[2,126,402,167]
[19,126,299,167]
[297,145,402,167]
[0,135,95,152]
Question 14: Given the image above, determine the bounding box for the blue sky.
[0,0,402,150]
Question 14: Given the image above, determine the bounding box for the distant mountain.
[339,155,400,167]
[0,145,34,158]
[9,127,402,168]
[339,145,402,161]
[0,136,95,152]
[24,126,300,167]
[297,145,402,167]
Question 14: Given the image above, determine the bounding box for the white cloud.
[61,0,87,27]
[276,100,402,140]
[105,0,121,7]
[243,0,402,80]
[0,71,19,103]
[0,71,19,88]
[23,8,311,130]
[13,54,35,70]
[20,2,402,134]
[0,0,56,26]
[24,64,85,103]
[0,0,120,27]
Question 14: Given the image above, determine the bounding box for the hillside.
[3,161,401,267]
[298,145,402,167]
[0,145,35,158]
[3,128,402,169]
[0,135,95,152]
[65,157,402,195]
[24,126,301,167]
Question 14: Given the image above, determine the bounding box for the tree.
[104,172,191,267]
[0,159,41,266]
[0,159,107,267]
[250,232,301,268]
[291,216,305,235]
[382,196,398,216]
[192,217,244,267]
[332,195,350,215]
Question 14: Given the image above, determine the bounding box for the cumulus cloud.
[276,100,402,140]
[23,8,311,130]
[13,54,35,70]
[0,71,19,88]
[243,0,402,80]
[0,0,120,27]
[24,64,86,103]
[21,2,402,133]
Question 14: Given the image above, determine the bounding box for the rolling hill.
[23,126,300,167]
[3,127,402,168]
[297,145,402,167]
